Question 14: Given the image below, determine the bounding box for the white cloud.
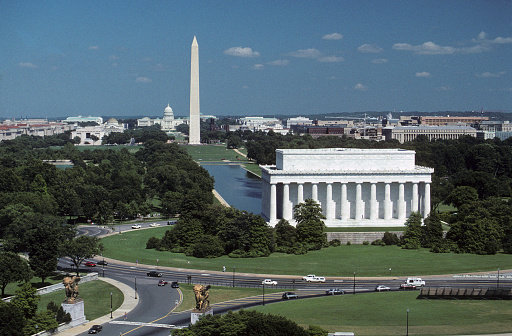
[416,72,431,77]
[110,55,119,60]
[371,58,388,64]
[438,86,452,91]
[252,64,265,70]
[393,41,456,55]
[476,71,506,78]
[88,46,99,50]
[318,55,344,63]
[473,31,512,44]
[153,63,168,72]
[224,47,260,57]
[135,77,152,83]
[267,59,289,66]
[322,33,343,40]
[354,83,367,91]
[289,48,322,58]
[18,62,37,68]
[357,44,384,53]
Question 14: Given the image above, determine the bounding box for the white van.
[404,277,425,286]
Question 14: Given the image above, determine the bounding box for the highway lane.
[63,225,511,335]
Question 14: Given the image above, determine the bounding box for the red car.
[158,280,168,286]
[84,262,96,267]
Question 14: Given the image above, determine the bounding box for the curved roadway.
[58,224,511,336]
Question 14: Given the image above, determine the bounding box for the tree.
[445,186,478,209]
[11,282,39,319]
[400,212,423,249]
[0,251,32,297]
[421,212,444,248]
[274,219,296,248]
[62,236,103,275]
[172,310,309,336]
[0,301,25,336]
[294,199,327,250]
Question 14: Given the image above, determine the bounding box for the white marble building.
[260,148,434,227]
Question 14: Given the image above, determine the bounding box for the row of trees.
[147,199,328,258]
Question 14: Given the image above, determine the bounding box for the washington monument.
[189,36,200,145]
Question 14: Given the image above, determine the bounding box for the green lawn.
[37,280,123,321]
[3,274,65,298]
[251,291,512,335]
[184,144,245,162]
[101,227,512,277]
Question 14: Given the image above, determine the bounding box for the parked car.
[261,279,278,285]
[171,281,179,288]
[302,274,316,281]
[307,276,326,283]
[325,288,345,295]
[88,325,102,334]
[84,262,96,267]
[147,271,162,277]
[97,260,108,265]
[375,285,391,292]
[158,279,168,286]
[131,224,141,229]
[149,223,160,227]
[282,292,299,299]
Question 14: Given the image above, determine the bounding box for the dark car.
[282,292,298,299]
[171,281,179,288]
[97,260,108,265]
[88,325,102,333]
[84,262,96,267]
[325,288,345,295]
[147,271,162,277]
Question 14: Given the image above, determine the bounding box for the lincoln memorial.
[260,148,434,227]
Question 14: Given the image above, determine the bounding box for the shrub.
[362,241,369,245]
[146,237,161,249]
[329,239,341,247]
[371,239,385,246]
[382,231,400,245]
[190,235,225,258]
[346,241,351,245]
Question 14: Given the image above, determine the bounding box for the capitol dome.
[164,104,174,118]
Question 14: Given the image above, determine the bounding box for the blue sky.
[1,0,511,119]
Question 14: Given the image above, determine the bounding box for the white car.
[261,279,278,286]
[307,276,326,283]
[375,285,391,292]
[302,274,316,281]
[149,223,160,227]
[131,224,141,229]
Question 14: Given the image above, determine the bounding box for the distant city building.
[382,125,477,143]
[0,119,73,142]
[137,104,185,131]
[286,116,313,128]
[238,117,281,128]
[64,116,103,124]
[71,118,126,145]
[261,148,433,227]
[399,115,488,126]
[477,120,512,132]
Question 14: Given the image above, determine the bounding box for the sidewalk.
[57,277,138,335]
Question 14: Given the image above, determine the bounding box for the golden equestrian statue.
[63,275,81,303]
[193,284,211,310]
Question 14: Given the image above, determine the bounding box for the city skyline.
[1,1,511,119]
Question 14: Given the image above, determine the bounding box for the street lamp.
[406,309,409,336]
[232,266,236,287]
[353,272,356,294]
[110,292,113,318]
[135,277,137,299]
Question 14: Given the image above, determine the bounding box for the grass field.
[101,227,512,277]
[3,274,65,298]
[37,280,123,321]
[251,291,512,335]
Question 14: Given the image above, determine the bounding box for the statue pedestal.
[191,308,213,324]
[61,300,87,327]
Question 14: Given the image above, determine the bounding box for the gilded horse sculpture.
[193,284,211,310]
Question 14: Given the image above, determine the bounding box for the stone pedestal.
[61,300,87,327]
[191,308,213,324]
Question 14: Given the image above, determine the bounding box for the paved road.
[60,225,512,335]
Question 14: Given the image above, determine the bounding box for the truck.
[403,277,425,287]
